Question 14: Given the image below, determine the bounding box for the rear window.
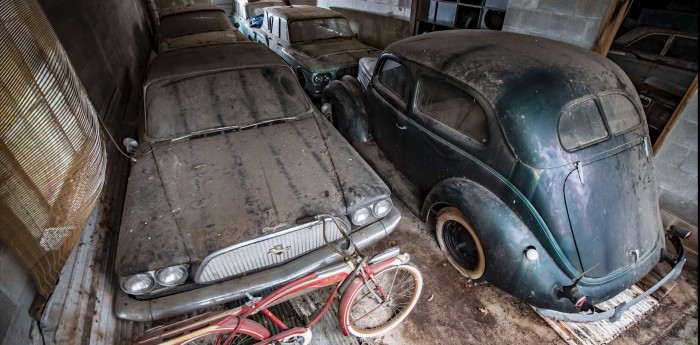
[598,93,641,134]
[160,10,231,39]
[558,98,608,151]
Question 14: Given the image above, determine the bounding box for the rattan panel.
[0,0,106,297]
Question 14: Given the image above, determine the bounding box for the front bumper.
[113,208,400,321]
[536,235,687,323]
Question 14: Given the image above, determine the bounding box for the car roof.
[385,30,641,168]
[146,42,289,86]
[612,25,698,47]
[264,5,344,21]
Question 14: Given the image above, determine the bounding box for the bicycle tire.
[339,263,423,338]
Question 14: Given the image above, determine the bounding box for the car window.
[666,36,698,62]
[288,18,354,43]
[558,98,608,151]
[627,34,669,54]
[377,59,414,102]
[280,18,289,41]
[271,16,280,37]
[598,93,641,134]
[415,77,489,144]
[146,66,310,141]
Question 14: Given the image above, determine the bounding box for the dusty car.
[322,30,689,322]
[113,42,399,322]
[607,26,697,142]
[156,3,246,53]
[258,5,380,97]
[231,0,286,42]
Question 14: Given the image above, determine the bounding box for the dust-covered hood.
[285,38,380,72]
[117,116,358,275]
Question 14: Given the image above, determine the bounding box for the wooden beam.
[593,0,634,55]
[653,75,699,155]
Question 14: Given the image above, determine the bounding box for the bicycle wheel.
[341,264,423,338]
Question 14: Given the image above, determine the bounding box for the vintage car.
[321,30,689,322]
[156,3,246,53]
[113,42,399,322]
[257,5,381,97]
[231,0,286,42]
[607,26,697,142]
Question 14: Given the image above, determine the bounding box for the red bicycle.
[134,214,423,345]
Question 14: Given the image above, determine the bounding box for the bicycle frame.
[134,247,410,345]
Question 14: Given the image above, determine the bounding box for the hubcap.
[442,220,480,270]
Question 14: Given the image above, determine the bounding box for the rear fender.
[322,76,371,142]
[422,178,577,311]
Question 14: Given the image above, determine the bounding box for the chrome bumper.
[113,208,400,321]
[536,238,686,323]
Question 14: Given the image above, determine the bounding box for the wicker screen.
[0,0,106,298]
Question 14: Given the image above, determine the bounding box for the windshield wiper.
[169,115,304,143]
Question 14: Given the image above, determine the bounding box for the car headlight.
[155,265,189,286]
[350,207,372,226]
[122,274,154,294]
[312,73,332,85]
[372,198,393,218]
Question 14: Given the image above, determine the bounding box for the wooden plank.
[536,285,659,345]
[592,0,633,56]
[653,76,699,155]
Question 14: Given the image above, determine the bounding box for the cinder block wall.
[502,0,611,49]
[290,0,412,49]
[655,90,699,261]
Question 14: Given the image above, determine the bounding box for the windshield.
[160,10,231,39]
[145,66,310,141]
[289,17,354,43]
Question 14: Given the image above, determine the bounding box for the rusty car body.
[321,30,688,322]
[257,5,380,97]
[113,42,399,322]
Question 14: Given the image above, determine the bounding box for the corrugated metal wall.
[0,0,106,299]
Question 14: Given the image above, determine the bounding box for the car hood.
[116,115,389,276]
[285,38,380,71]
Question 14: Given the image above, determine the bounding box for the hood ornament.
[268,244,291,256]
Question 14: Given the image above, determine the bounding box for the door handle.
[396,123,407,130]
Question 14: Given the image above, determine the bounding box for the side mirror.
[123,137,139,154]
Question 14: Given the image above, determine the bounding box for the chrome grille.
[195,219,344,284]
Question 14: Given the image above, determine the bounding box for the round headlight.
[155,266,188,286]
[122,274,154,294]
[313,74,323,84]
[351,207,372,226]
[372,199,393,218]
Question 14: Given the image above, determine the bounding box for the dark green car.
[322,30,690,322]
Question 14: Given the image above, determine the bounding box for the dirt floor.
[350,197,699,345]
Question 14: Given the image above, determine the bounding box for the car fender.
[321,76,372,142]
[422,177,576,311]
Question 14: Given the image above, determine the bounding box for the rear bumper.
[113,209,400,321]
[536,236,686,323]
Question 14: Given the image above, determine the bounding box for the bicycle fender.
[336,257,403,336]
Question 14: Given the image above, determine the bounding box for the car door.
[367,57,417,173]
[402,71,495,193]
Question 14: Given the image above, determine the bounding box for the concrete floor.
[351,197,699,345]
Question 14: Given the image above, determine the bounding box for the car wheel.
[435,207,486,280]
